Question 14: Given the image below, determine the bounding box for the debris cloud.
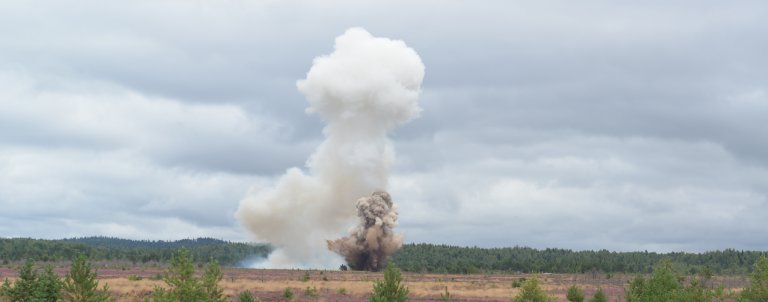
[327,191,402,271]
[236,27,424,268]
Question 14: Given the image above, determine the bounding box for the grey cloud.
[1,0,767,252]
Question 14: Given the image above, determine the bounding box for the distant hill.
[0,237,271,266]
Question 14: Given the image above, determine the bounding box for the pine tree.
[153,248,206,301]
[566,285,585,302]
[512,277,555,302]
[737,255,768,302]
[1,259,39,302]
[370,262,409,302]
[588,288,607,302]
[63,254,111,302]
[201,259,225,302]
[237,290,258,302]
[36,265,63,302]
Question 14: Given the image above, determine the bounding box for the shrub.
[589,288,607,302]
[1,259,63,301]
[512,276,555,302]
[283,287,294,299]
[440,286,452,302]
[566,285,585,302]
[63,254,111,302]
[512,278,526,288]
[738,255,768,302]
[305,286,318,298]
[238,290,258,302]
[127,275,143,281]
[370,262,409,302]
[151,248,225,302]
[201,259,225,302]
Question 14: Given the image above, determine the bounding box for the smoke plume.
[236,28,424,268]
[327,191,402,271]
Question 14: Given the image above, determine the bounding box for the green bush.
[0,259,63,302]
[589,288,607,302]
[626,259,729,302]
[738,255,768,302]
[512,278,526,288]
[127,275,143,281]
[150,248,226,302]
[305,286,318,298]
[566,285,585,302]
[63,254,111,302]
[238,290,258,302]
[370,262,409,302]
[283,287,294,299]
[440,286,452,302]
[512,276,555,302]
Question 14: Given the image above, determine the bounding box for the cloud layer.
[1,0,766,252]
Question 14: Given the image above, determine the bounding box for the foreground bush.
[626,259,727,302]
[1,259,63,302]
[151,248,225,302]
[370,262,409,302]
[63,255,112,302]
[512,276,555,302]
[588,288,606,302]
[566,285,584,302]
[737,255,768,302]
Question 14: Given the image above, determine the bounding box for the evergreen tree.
[512,277,555,302]
[201,259,225,302]
[566,285,584,302]
[63,254,111,302]
[588,288,607,302]
[36,265,63,301]
[370,262,409,302]
[1,259,40,302]
[0,260,62,302]
[153,248,205,301]
[737,255,768,302]
[237,290,258,302]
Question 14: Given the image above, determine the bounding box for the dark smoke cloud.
[327,191,402,271]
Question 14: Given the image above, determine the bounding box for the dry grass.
[3,267,748,301]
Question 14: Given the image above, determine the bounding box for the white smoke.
[236,27,424,268]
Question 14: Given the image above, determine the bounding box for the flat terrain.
[0,267,748,301]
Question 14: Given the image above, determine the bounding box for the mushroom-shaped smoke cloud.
[236,28,424,268]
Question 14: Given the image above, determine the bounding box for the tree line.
[0,237,271,266]
[392,243,768,275]
[3,238,767,275]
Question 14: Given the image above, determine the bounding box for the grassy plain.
[0,266,748,301]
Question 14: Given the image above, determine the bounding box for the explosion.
[327,191,402,271]
[236,27,423,269]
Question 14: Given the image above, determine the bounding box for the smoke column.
[236,28,424,268]
[327,191,402,271]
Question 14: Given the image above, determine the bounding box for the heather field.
[0,266,749,301]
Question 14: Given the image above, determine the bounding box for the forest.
[392,243,766,275]
[1,238,766,275]
[0,237,271,266]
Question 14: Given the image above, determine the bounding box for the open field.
[1,267,749,301]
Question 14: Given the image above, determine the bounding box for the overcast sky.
[1,0,767,253]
